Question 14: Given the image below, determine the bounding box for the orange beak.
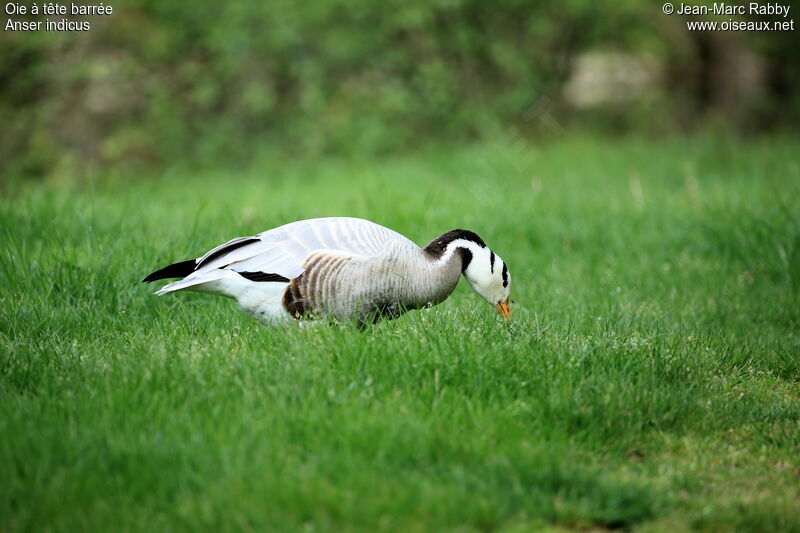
[496,299,511,319]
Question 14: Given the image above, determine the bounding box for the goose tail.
[153,271,232,296]
[143,258,225,296]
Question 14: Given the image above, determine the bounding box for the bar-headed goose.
[143,217,511,326]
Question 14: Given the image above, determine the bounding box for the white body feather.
[154,218,441,324]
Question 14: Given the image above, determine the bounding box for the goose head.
[425,229,512,319]
[462,245,511,318]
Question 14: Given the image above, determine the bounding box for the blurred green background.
[2,0,799,179]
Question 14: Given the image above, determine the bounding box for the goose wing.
[192,217,414,280]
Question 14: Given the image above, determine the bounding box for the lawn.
[1,136,799,532]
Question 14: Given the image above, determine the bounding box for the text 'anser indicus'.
[143,217,512,326]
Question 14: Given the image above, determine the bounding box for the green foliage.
[4,0,797,178]
[1,137,799,531]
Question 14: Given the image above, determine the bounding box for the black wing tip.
[196,237,260,270]
[238,271,290,283]
[142,259,197,283]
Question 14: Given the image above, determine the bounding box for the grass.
[1,135,799,532]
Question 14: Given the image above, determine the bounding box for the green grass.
[1,135,799,532]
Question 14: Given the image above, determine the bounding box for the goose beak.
[496,299,511,319]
